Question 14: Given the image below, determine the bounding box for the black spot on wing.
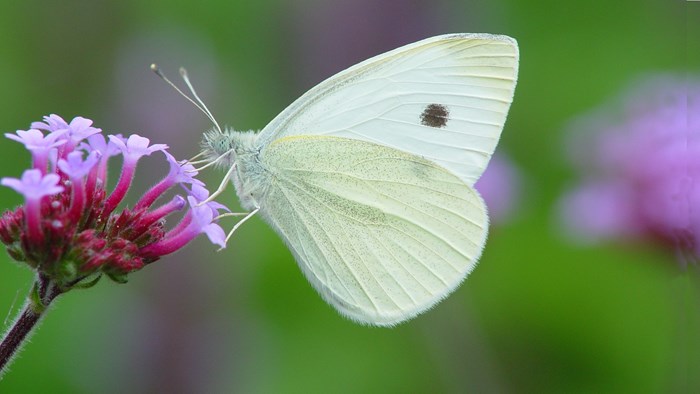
[420,104,450,128]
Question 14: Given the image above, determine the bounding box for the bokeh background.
[0,0,697,392]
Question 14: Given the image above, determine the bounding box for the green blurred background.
[0,0,697,392]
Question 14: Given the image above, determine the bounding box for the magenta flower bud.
[139,195,187,227]
[128,195,187,241]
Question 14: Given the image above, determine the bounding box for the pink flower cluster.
[558,76,699,268]
[0,115,227,285]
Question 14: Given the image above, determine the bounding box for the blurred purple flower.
[475,153,523,225]
[558,76,699,268]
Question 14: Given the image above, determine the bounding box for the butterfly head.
[200,127,259,171]
[200,128,237,170]
[199,128,262,212]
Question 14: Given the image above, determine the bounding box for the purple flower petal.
[187,184,230,214]
[5,129,67,152]
[109,134,168,162]
[188,196,226,248]
[57,151,100,179]
[31,114,69,132]
[67,116,101,143]
[82,134,124,158]
[1,169,64,200]
[558,75,699,263]
[163,150,204,186]
[31,114,100,146]
[202,222,226,248]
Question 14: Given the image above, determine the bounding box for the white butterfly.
[158,33,519,326]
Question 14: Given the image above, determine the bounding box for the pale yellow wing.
[258,135,488,326]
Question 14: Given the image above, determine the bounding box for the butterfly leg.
[214,212,249,220]
[197,162,237,206]
[218,205,260,251]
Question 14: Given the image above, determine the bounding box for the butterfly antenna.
[179,67,223,135]
[150,64,223,134]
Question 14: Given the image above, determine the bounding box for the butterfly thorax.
[200,128,269,211]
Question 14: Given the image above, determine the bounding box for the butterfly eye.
[420,103,450,128]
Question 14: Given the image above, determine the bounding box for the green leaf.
[105,271,129,284]
[71,274,103,290]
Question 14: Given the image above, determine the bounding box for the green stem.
[0,275,61,378]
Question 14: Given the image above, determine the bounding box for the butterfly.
[156,33,519,326]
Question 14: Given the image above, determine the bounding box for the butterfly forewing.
[257,136,488,325]
[257,33,519,186]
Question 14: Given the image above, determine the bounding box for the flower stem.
[0,276,61,377]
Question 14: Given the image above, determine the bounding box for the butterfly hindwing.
[257,135,488,325]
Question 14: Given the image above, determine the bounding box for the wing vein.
[279,178,382,312]
[274,183,362,307]
[279,173,465,274]
[336,215,402,310]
